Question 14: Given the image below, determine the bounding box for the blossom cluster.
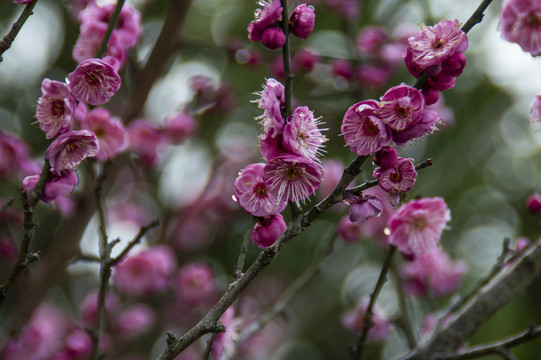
[499,0,541,57]
[73,1,141,67]
[233,77,326,248]
[403,19,468,104]
[247,0,315,50]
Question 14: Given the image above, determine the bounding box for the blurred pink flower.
[0,132,38,179]
[80,290,119,328]
[174,262,217,306]
[357,26,388,55]
[234,163,287,217]
[114,304,156,340]
[530,95,541,124]
[341,297,392,341]
[401,247,467,297]
[68,58,121,106]
[127,119,163,166]
[212,307,242,360]
[162,111,197,145]
[35,79,76,139]
[79,107,127,161]
[388,197,451,255]
[22,169,79,203]
[113,245,176,296]
[46,130,99,172]
[499,0,541,56]
[72,22,126,64]
[263,153,324,203]
[251,214,287,248]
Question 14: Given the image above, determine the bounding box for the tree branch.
[0,0,39,63]
[96,0,126,58]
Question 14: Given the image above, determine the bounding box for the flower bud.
[422,87,440,106]
[290,4,315,39]
[526,193,541,212]
[373,146,398,169]
[251,214,286,248]
[261,26,286,50]
[441,52,466,77]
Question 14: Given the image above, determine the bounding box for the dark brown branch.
[96,0,126,58]
[110,219,160,266]
[0,0,39,63]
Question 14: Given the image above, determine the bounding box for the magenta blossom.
[256,78,285,137]
[0,132,38,179]
[342,297,392,341]
[234,163,287,217]
[407,19,468,69]
[162,111,197,144]
[343,192,383,223]
[526,193,541,212]
[174,262,217,306]
[388,197,451,255]
[251,214,287,248]
[35,79,77,139]
[46,130,99,173]
[499,0,541,56]
[212,307,242,360]
[337,216,362,243]
[373,145,398,169]
[80,290,119,328]
[282,106,327,161]
[379,84,425,131]
[114,304,156,340]
[341,100,392,156]
[73,22,126,65]
[68,58,121,106]
[357,26,388,55]
[373,157,417,193]
[290,4,315,39]
[261,26,286,50]
[263,153,324,203]
[127,119,164,166]
[79,107,128,161]
[22,169,79,203]
[259,130,286,161]
[113,245,176,296]
[401,247,467,297]
[391,109,442,146]
[247,0,283,42]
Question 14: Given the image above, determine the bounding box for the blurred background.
[1,0,541,359]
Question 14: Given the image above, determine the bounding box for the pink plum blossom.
[290,4,315,39]
[263,153,324,203]
[51,328,93,360]
[174,262,217,306]
[251,214,287,248]
[356,26,388,55]
[337,216,362,243]
[330,59,356,80]
[113,245,176,296]
[247,0,283,43]
[341,100,392,156]
[35,79,77,139]
[234,163,287,217]
[407,19,468,69]
[162,111,197,144]
[259,130,286,161]
[373,145,398,169]
[79,107,127,161]
[293,48,319,72]
[379,84,425,131]
[388,197,451,255]
[212,307,242,360]
[72,22,126,64]
[68,58,121,106]
[114,304,156,340]
[401,247,467,297]
[256,78,285,137]
[326,0,359,20]
[373,157,417,193]
[499,0,541,56]
[0,132,39,179]
[343,192,383,223]
[391,109,442,146]
[127,119,164,166]
[318,158,346,200]
[45,130,99,173]
[341,297,392,341]
[22,170,79,203]
[282,106,327,161]
[80,290,119,328]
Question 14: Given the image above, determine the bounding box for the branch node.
[166,331,178,346]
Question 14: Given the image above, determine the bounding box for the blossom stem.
[352,245,397,360]
[96,0,126,58]
[281,0,293,118]
[0,0,39,63]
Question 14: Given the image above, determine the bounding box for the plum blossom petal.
[45,130,99,173]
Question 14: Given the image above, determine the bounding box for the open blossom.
[388,197,451,255]
[499,0,541,56]
[234,163,287,217]
[212,307,242,360]
[401,247,467,297]
[391,109,442,146]
[379,84,425,131]
[341,100,392,156]
[263,154,324,203]
[251,214,287,248]
[373,157,417,193]
[113,245,176,296]
[79,107,127,161]
[22,170,79,203]
[35,79,77,139]
[407,19,468,69]
[46,130,99,173]
[342,297,391,341]
[282,106,327,161]
[68,58,121,106]
[256,78,285,137]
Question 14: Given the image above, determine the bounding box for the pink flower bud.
[290,4,315,39]
[293,48,319,72]
[422,87,440,106]
[344,193,383,223]
[251,214,287,248]
[526,193,541,212]
[330,59,355,80]
[373,146,398,169]
[260,26,286,50]
[441,52,467,77]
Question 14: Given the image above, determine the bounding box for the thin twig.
[0,0,39,63]
[110,219,160,266]
[352,246,397,360]
[96,0,126,58]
